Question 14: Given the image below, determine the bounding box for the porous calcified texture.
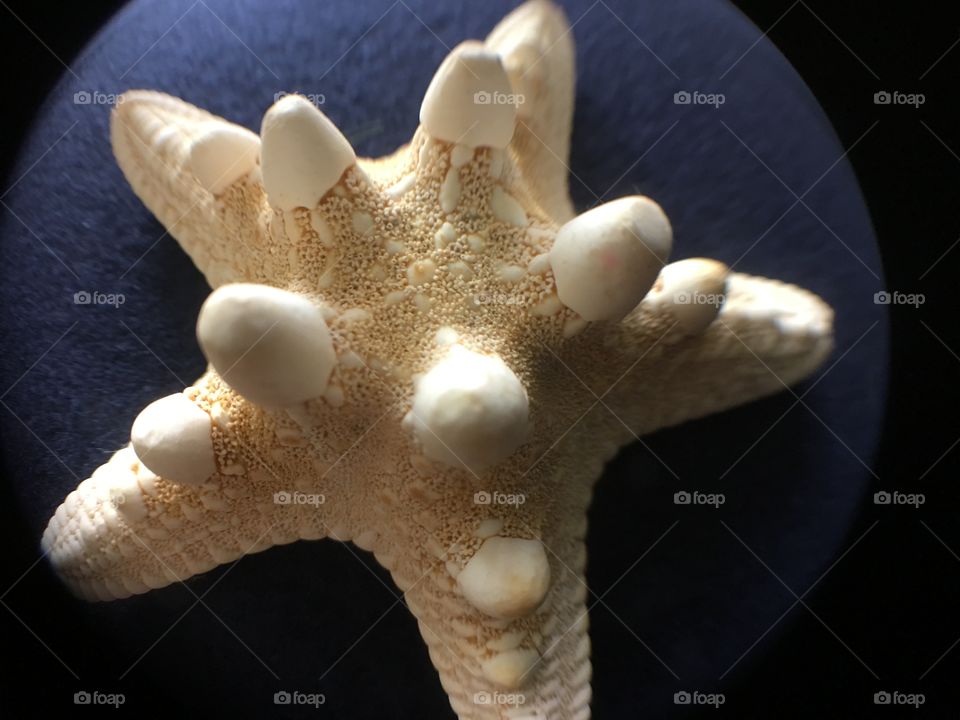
[41,2,834,718]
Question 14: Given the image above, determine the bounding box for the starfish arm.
[364,451,594,720]
[566,271,834,441]
[40,371,331,601]
[486,0,576,222]
[401,541,591,720]
[111,91,269,287]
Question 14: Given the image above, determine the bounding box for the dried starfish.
[41,1,833,717]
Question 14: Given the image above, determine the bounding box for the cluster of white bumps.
[128,41,726,489]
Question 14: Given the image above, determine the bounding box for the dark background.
[1,0,957,717]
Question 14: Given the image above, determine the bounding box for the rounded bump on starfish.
[550,196,673,321]
[260,94,356,211]
[100,460,149,525]
[196,283,335,407]
[646,257,729,335]
[188,123,261,195]
[130,394,215,485]
[457,536,550,620]
[419,41,517,149]
[407,345,529,474]
[479,647,541,689]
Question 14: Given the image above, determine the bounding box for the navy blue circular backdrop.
[0,0,887,717]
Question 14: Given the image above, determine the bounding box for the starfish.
[41,1,833,717]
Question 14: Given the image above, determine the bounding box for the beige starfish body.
[42,2,833,717]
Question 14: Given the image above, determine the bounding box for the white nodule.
[188,124,261,195]
[458,536,550,620]
[549,196,673,322]
[648,258,729,334]
[197,283,335,407]
[408,345,528,473]
[260,95,355,210]
[480,647,540,690]
[131,394,215,485]
[419,41,517,149]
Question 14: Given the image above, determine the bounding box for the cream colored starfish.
[42,1,833,717]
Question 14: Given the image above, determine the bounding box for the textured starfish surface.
[42,1,834,717]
